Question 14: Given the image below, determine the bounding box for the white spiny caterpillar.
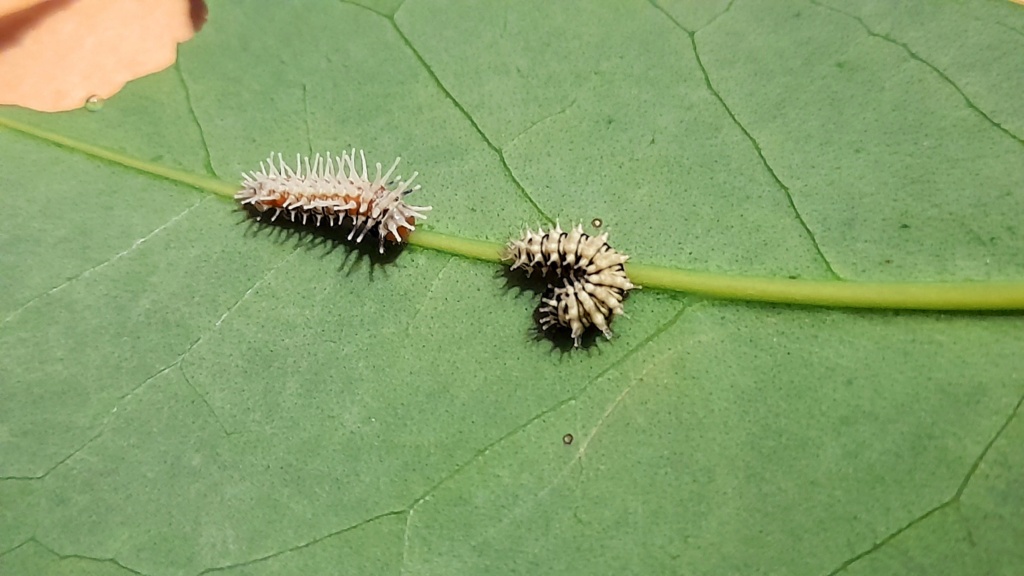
[236,150,431,252]
[504,224,637,347]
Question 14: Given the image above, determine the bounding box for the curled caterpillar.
[504,224,637,347]
[235,150,431,253]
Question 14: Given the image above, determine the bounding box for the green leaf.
[1,1,1022,574]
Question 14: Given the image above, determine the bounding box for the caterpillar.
[504,224,637,347]
[235,150,431,253]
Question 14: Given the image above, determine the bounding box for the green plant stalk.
[4,113,1024,311]
[625,263,1024,310]
[409,231,1024,310]
[0,115,236,197]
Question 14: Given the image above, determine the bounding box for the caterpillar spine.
[504,223,637,347]
[236,150,430,253]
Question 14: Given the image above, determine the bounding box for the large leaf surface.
[1,0,1023,574]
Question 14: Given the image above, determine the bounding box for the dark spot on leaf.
[562,433,574,445]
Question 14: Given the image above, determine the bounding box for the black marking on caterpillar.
[504,224,637,347]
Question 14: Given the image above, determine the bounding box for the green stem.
[0,115,236,198]
[4,113,1024,311]
[406,231,1024,310]
[625,263,1024,310]
[408,230,505,263]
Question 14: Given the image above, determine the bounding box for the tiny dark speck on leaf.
[562,433,574,445]
[899,223,910,229]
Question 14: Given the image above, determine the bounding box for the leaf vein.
[174,61,218,178]
[24,537,148,576]
[197,510,406,575]
[648,0,840,279]
[505,97,578,151]
[407,255,455,333]
[1,199,205,327]
[811,0,1024,147]
[339,0,554,224]
[823,389,1024,574]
